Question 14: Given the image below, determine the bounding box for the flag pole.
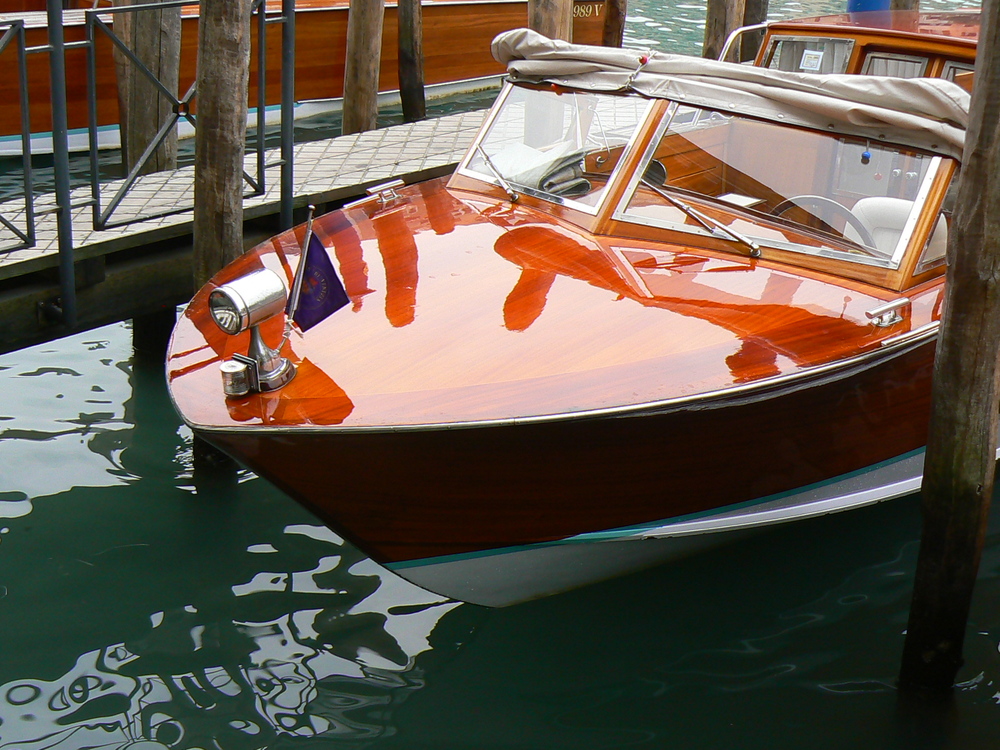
[286,204,316,326]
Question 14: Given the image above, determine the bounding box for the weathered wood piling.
[192,0,251,289]
[190,0,253,477]
[529,0,574,42]
[602,0,628,47]
[703,0,745,60]
[112,0,181,175]
[343,0,386,135]
[898,0,1000,692]
[703,0,769,61]
[398,0,426,122]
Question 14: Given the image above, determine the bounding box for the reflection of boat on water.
[0,523,462,749]
[168,13,976,606]
[0,0,609,154]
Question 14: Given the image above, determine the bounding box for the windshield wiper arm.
[476,145,519,202]
[641,178,761,258]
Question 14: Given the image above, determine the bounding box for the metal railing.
[0,19,35,253]
[85,0,294,230]
[1,0,297,327]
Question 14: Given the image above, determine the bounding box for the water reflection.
[492,224,873,380]
[0,332,134,510]
[0,515,461,750]
[0,585,454,749]
[0,323,467,750]
[5,317,1000,749]
[373,209,419,329]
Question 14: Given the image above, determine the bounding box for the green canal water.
[2,1,998,747]
[3,324,1000,749]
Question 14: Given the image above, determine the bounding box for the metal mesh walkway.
[0,109,486,281]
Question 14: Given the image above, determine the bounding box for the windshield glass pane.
[619,104,943,268]
[464,86,649,209]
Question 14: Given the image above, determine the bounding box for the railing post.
[281,0,295,229]
[46,0,76,327]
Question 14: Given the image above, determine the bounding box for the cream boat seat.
[844,196,948,261]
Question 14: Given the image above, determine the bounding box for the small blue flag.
[288,232,350,332]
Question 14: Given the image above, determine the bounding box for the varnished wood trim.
[898,161,956,286]
[592,99,669,236]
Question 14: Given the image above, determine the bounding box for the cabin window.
[615,103,945,270]
[459,85,650,212]
[861,52,929,78]
[762,36,854,74]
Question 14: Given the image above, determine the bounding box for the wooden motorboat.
[168,12,975,606]
[0,0,608,153]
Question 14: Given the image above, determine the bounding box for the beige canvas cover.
[492,28,969,159]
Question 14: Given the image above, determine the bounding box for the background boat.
[0,0,609,154]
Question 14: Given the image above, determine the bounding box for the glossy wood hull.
[0,0,607,143]
[199,333,935,566]
[166,12,974,603]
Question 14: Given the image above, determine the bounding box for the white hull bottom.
[389,448,935,607]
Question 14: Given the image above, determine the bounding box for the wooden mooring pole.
[739,0,768,62]
[529,0,573,42]
[703,0,766,61]
[192,0,250,289]
[191,0,251,485]
[398,0,425,123]
[703,0,744,60]
[602,0,628,48]
[112,0,181,175]
[343,0,385,135]
[898,0,1000,692]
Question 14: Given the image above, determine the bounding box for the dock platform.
[0,109,486,352]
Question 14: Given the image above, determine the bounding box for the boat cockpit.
[457,81,958,290]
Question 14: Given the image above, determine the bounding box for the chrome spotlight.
[208,268,295,397]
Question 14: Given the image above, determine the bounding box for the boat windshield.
[462,85,650,211]
[617,103,947,269]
